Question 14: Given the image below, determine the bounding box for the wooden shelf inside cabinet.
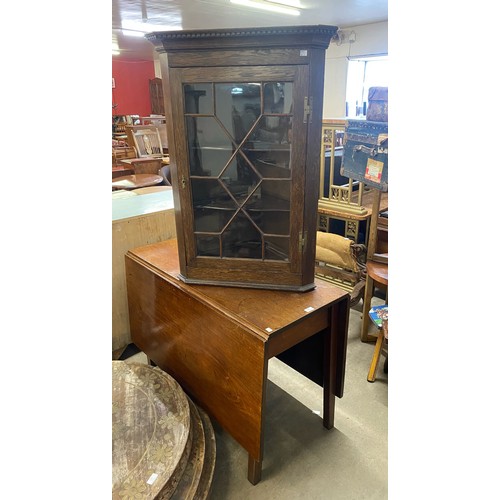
[146,25,338,291]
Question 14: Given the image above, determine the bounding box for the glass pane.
[221,155,261,206]
[222,212,262,259]
[243,116,291,178]
[246,179,290,235]
[191,178,237,209]
[263,82,293,114]
[253,155,291,178]
[214,83,261,142]
[186,117,234,177]
[264,236,289,260]
[252,115,291,147]
[194,206,236,233]
[196,235,220,257]
[186,80,295,262]
[184,83,213,114]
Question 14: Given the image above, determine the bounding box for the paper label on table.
[147,473,158,485]
[265,327,273,333]
[300,49,308,56]
[304,306,315,313]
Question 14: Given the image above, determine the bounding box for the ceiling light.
[120,19,182,36]
[268,0,302,6]
[230,0,301,16]
[121,20,153,36]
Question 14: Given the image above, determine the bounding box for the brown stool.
[361,260,388,342]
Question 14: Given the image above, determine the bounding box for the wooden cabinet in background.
[149,77,165,115]
[146,25,338,291]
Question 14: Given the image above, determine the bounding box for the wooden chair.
[315,231,366,307]
[125,125,165,158]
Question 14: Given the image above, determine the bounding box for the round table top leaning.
[366,260,388,286]
[112,174,163,190]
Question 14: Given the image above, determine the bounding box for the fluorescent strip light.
[121,20,182,36]
[121,29,147,38]
[269,0,302,7]
[230,0,300,16]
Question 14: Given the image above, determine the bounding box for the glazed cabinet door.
[169,65,311,289]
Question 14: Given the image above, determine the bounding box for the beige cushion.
[316,232,359,272]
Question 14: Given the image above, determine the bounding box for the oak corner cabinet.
[146,25,338,291]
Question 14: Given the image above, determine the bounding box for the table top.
[120,156,170,165]
[112,187,174,221]
[127,239,349,342]
[112,361,191,499]
[112,165,135,179]
[112,173,163,190]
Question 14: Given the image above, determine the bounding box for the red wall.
[112,59,155,117]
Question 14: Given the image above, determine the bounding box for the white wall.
[323,21,388,119]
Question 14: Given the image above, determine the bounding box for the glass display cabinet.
[147,25,337,291]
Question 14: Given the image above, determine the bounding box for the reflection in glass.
[264,237,289,260]
[250,115,292,146]
[192,178,237,233]
[191,178,235,208]
[184,79,294,261]
[194,206,236,233]
[253,156,290,178]
[246,179,290,235]
[184,84,213,114]
[220,155,261,205]
[263,82,293,114]
[196,235,220,257]
[215,83,261,142]
[186,117,234,177]
[222,212,262,259]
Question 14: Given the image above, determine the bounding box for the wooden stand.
[360,190,389,342]
[125,239,350,484]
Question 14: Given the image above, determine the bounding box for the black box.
[340,120,388,191]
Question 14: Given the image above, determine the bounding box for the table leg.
[247,455,262,485]
[323,298,349,429]
[323,304,335,429]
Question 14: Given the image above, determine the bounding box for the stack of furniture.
[315,119,388,303]
[112,360,216,499]
[112,124,170,181]
[338,101,388,345]
[112,139,136,179]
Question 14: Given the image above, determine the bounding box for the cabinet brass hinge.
[303,96,313,123]
[299,231,307,252]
